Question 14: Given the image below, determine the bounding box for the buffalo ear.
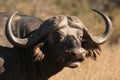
[33,43,45,61]
[0,58,5,73]
[82,29,93,42]
[82,29,101,60]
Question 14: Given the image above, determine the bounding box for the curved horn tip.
[91,8,102,13]
[89,8,113,44]
[11,11,18,17]
[91,8,97,11]
[9,11,18,23]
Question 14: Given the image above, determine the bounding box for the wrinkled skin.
[0,9,112,80]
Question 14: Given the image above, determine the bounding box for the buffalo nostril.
[73,48,86,58]
[71,52,76,57]
[79,58,84,62]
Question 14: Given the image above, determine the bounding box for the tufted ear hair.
[0,58,5,73]
[33,42,45,61]
[82,29,101,60]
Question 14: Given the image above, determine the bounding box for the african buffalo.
[0,9,112,80]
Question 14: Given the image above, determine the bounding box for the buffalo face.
[40,11,112,68]
[5,9,112,68]
[44,16,87,68]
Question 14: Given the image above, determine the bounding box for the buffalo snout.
[72,48,86,60]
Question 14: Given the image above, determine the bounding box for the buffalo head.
[5,9,112,68]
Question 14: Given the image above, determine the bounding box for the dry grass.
[49,43,120,80]
[0,0,120,80]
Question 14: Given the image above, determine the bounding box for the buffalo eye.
[53,31,65,41]
[79,36,83,41]
[77,30,83,41]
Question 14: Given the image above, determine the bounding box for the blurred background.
[0,0,120,80]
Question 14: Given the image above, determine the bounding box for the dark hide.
[0,13,68,80]
[0,12,108,80]
[0,13,52,80]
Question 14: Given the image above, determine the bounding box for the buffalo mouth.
[65,58,84,68]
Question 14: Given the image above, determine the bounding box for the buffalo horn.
[89,9,113,44]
